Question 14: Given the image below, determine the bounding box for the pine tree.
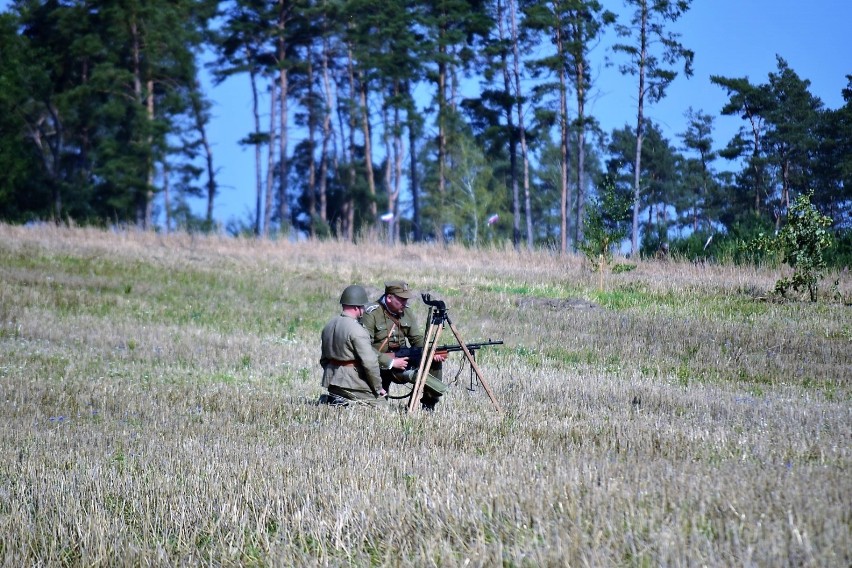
[677,107,717,233]
[613,0,693,255]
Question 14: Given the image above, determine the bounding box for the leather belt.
[330,359,356,367]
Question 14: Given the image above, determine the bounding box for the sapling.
[752,192,833,301]
[580,176,632,291]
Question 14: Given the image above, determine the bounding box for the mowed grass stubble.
[0,224,849,566]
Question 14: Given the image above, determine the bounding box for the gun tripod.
[408,294,501,413]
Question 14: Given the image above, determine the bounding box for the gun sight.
[421,293,446,312]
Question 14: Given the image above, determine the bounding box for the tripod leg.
[404,312,434,408]
[408,322,444,412]
[447,321,502,413]
[407,319,435,412]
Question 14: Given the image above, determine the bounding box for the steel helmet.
[339,284,369,307]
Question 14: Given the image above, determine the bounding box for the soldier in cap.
[319,284,388,408]
[360,280,447,411]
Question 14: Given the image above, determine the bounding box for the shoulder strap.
[376,305,401,353]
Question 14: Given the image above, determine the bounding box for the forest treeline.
[1,0,850,261]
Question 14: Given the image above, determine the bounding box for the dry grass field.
[0,223,849,567]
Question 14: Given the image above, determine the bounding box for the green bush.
[580,176,632,290]
[751,193,833,301]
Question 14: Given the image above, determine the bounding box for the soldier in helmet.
[360,280,447,411]
[319,284,388,408]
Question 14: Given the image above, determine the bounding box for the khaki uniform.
[320,313,387,409]
[360,298,446,408]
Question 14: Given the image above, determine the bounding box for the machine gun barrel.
[395,340,503,368]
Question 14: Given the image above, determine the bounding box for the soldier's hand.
[433,352,447,363]
[390,357,409,370]
[378,388,388,397]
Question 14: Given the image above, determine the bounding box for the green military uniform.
[320,286,388,409]
[360,281,447,410]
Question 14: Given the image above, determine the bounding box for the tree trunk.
[306,56,317,236]
[575,59,586,249]
[408,90,421,242]
[782,158,791,211]
[162,161,171,234]
[777,158,791,233]
[631,0,649,256]
[382,102,393,244]
[145,80,155,229]
[187,80,216,225]
[358,69,377,220]
[437,40,447,199]
[319,33,335,228]
[382,81,405,245]
[509,0,533,250]
[560,73,570,253]
[263,81,276,238]
[497,0,520,250]
[555,23,570,254]
[130,18,146,229]
[745,106,762,213]
[335,69,349,237]
[345,41,357,241]
[277,3,289,234]
[28,104,64,223]
[392,100,403,244]
[249,57,263,237]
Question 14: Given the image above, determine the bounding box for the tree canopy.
[0,1,849,266]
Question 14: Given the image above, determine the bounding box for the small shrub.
[580,176,632,291]
[752,193,833,301]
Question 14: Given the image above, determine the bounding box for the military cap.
[384,280,415,299]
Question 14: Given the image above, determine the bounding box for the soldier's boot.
[329,394,350,407]
[420,369,445,411]
[320,390,350,407]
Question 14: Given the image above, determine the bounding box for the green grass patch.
[477,281,582,298]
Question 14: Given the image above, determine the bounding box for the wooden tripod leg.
[405,313,435,410]
[408,322,444,412]
[447,321,502,413]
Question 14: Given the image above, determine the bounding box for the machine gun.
[395,340,503,369]
[405,293,502,412]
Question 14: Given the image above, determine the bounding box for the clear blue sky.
[3,1,850,227]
